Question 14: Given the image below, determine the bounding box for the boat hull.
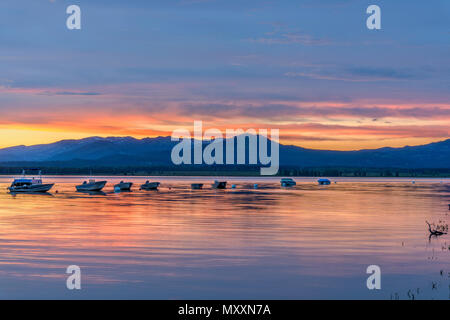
[76,181,107,192]
[281,182,296,187]
[8,183,54,193]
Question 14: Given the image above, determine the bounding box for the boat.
[191,183,203,190]
[318,178,331,185]
[212,180,227,189]
[8,169,54,193]
[76,179,107,192]
[114,181,133,191]
[140,181,160,190]
[280,178,296,187]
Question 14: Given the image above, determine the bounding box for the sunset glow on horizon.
[0,1,448,151]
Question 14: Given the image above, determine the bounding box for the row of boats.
[80,180,161,192]
[6,170,331,193]
[7,171,162,193]
[280,177,331,186]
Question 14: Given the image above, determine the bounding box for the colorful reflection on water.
[0,176,449,299]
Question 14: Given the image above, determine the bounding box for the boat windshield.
[12,179,33,187]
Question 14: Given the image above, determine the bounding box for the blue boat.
[281,178,296,187]
[318,178,331,185]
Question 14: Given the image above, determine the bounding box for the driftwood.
[426,221,447,236]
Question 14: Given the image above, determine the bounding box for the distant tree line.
[0,164,448,177]
[277,167,450,177]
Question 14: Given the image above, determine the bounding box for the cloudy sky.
[0,0,448,150]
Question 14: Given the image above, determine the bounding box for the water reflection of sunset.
[0,177,448,299]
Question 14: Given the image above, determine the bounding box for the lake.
[0,176,448,299]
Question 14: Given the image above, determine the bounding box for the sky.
[0,0,448,150]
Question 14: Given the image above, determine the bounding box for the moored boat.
[280,178,296,187]
[191,183,203,190]
[8,169,54,193]
[114,181,133,191]
[76,179,107,192]
[212,180,227,189]
[318,178,331,185]
[140,181,160,190]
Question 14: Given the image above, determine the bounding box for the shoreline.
[1,174,449,178]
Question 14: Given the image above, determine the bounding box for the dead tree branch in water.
[426,221,448,236]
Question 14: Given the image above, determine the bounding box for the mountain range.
[0,136,448,169]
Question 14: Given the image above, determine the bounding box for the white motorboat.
[114,181,133,191]
[76,179,107,192]
[8,169,54,193]
[140,181,160,190]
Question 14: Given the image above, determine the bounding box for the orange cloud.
[0,83,448,150]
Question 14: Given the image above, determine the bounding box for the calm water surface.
[0,176,449,299]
